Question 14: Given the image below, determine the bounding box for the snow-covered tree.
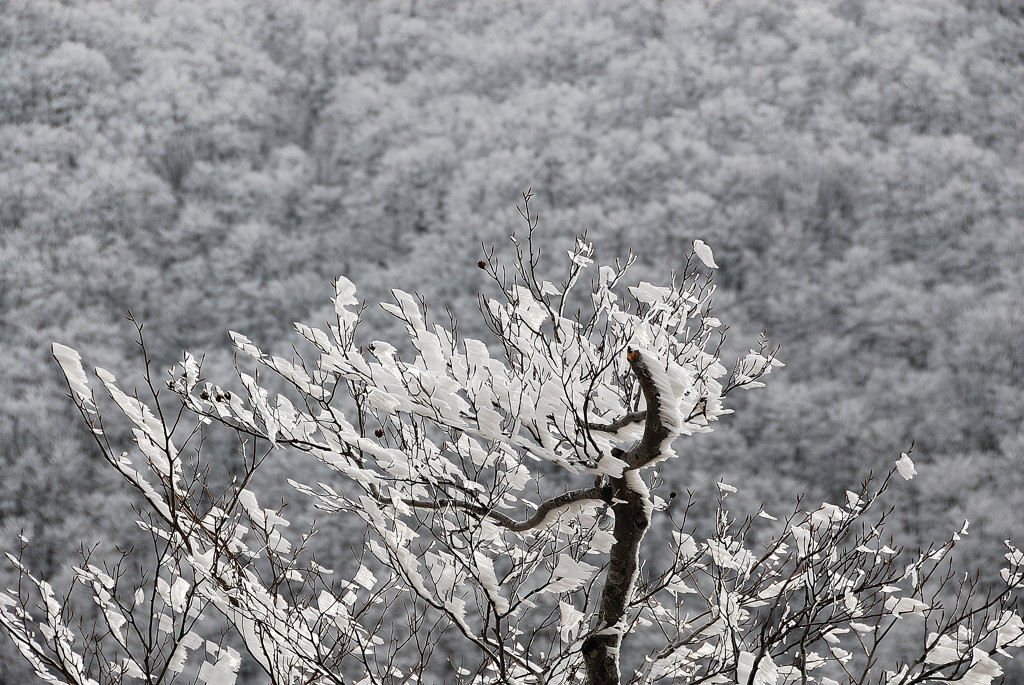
[3,193,1023,685]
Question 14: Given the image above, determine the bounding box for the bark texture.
[581,480,651,684]
[582,349,670,685]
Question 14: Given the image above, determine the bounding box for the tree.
[2,194,1023,685]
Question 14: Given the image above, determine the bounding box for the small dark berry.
[200,390,209,400]
[476,259,487,269]
[669,491,677,499]
[374,428,385,438]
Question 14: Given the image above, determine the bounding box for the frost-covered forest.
[1,0,1023,682]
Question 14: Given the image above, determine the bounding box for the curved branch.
[623,347,671,469]
[586,410,646,433]
[396,486,607,533]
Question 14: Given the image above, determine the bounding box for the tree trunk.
[583,349,667,684]
[581,476,652,685]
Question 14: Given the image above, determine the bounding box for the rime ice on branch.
[6,194,1023,685]
[194,198,780,683]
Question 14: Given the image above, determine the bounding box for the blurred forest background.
[1,0,1023,682]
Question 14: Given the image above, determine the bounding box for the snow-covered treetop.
[145,195,779,681]
[210,217,778,480]
[21,197,1020,685]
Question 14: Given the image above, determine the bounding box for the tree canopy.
[3,217,1023,684]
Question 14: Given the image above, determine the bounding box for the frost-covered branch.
[4,202,1019,685]
[397,486,608,533]
[586,411,647,434]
